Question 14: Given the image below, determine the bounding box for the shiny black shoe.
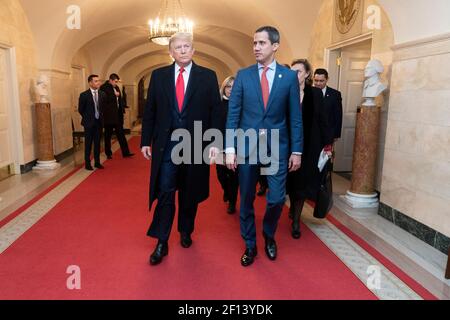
[227,203,236,214]
[149,241,168,266]
[263,233,277,261]
[180,233,193,248]
[94,163,104,169]
[291,222,302,239]
[85,164,94,171]
[241,247,257,267]
[123,153,135,158]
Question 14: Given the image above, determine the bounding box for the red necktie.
[176,66,185,112]
[261,66,270,109]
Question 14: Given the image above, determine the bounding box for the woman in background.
[217,76,239,214]
[287,59,334,238]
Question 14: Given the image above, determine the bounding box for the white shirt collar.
[176,61,193,74]
[90,88,98,93]
[258,59,277,71]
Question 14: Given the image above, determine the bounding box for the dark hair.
[88,74,99,82]
[291,59,313,86]
[314,68,329,79]
[109,73,120,81]
[255,26,280,44]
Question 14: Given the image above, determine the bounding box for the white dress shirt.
[175,62,193,91]
[322,86,327,97]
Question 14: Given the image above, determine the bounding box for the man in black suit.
[314,68,343,142]
[78,74,105,171]
[141,32,222,266]
[100,73,134,159]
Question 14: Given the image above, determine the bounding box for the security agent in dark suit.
[78,74,105,171]
[314,68,343,141]
[141,32,222,266]
[100,73,134,159]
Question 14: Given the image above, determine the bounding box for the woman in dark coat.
[217,76,239,214]
[287,59,334,239]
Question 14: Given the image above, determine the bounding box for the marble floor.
[0,139,449,300]
[331,174,450,299]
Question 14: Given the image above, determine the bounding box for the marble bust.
[35,74,50,103]
[362,59,387,106]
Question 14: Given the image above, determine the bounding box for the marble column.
[33,103,60,170]
[343,104,381,208]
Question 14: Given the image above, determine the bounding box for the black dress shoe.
[241,247,257,267]
[263,233,277,261]
[180,233,192,248]
[106,155,113,160]
[227,203,236,214]
[85,164,94,171]
[149,241,168,266]
[291,219,302,239]
[257,187,267,197]
[123,153,135,158]
[94,163,104,169]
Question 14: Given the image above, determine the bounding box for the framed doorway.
[0,44,24,179]
[325,33,373,174]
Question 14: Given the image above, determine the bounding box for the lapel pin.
[279,74,283,79]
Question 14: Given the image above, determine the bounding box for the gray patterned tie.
[93,90,99,119]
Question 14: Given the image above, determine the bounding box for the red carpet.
[0,137,413,300]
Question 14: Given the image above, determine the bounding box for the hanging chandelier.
[148,0,194,46]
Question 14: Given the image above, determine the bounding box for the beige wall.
[0,0,38,165]
[308,0,394,190]
[381,34,450,237]
[309,0,450,237]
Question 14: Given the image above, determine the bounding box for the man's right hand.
[226,153,237,171]
[141,146,152,160]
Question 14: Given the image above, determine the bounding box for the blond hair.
[220,76,235,100]
[169,32,194,48]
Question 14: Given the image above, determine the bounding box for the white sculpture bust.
[362,59,387,106]
[35,74,50,103]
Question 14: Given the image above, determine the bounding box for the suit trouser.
[216,165,239,205]
[104,124,130,157]
[84,120,102,164]
[147,141,198,242]
[238,160,288,248]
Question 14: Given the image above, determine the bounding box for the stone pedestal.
[343,105,380,209]
[33,103,60,171]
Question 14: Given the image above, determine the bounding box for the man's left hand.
[289,154,302,172]
[209,147,221,163]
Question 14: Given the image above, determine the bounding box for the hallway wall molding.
[378,202,450,255]
[392,32,450,62]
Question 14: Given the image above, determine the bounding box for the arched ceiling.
[18,0,450,86]
[19,0,324,82]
